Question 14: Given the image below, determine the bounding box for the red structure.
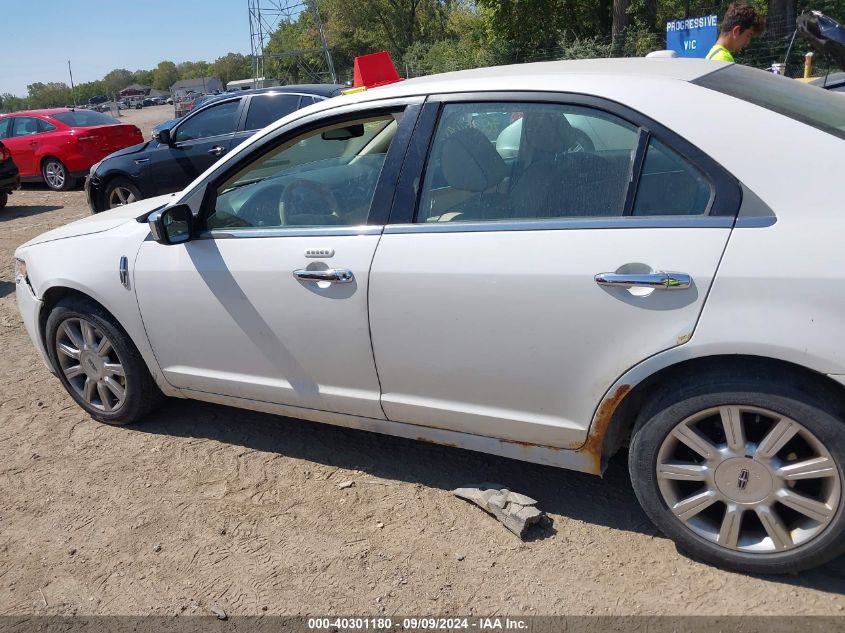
[353,51,403,88]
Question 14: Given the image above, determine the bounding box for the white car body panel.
[133,232,386,419]
[370,227,731,448]
[14,58,845,475]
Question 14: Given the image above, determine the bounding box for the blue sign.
[666,15,718,58]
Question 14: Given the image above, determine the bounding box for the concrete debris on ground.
[452,483,544,538]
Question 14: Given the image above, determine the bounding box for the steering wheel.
[279,179,341,226]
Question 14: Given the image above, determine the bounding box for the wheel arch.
[39,286,129,352]
[592,354,845,471]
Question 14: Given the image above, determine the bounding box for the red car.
[0,109,142,191]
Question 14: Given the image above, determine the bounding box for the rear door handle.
[208,146,226,156]
[594,271,691,290]
[294,268,354,284]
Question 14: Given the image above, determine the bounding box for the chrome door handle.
[293,268,354,284]
[208,146,226,156]
[594,271,691,290]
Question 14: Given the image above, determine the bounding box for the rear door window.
[0,119,10,139]
[10,117,41,137]
[244,94,302,131]
[632,138,712,216]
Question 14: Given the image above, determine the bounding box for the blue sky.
[3,1,265,97]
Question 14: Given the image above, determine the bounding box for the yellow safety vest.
[706,44,734,62]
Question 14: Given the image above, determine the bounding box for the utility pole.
[68,60,77,107]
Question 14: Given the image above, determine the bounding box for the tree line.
[3,0,844,113]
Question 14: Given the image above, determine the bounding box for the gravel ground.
[1,107,844,618]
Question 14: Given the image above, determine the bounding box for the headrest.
[522,111,576,153]
[440,127,508,193]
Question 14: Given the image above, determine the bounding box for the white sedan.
[15,58,845,574]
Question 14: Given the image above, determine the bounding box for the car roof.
[0,108,74,117]
[339,58,725,105]
[810,71,845,88]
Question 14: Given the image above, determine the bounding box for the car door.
[148,98,243,194]
[368,95,741,449]
[3,116,42,176]
[134,100,421,418]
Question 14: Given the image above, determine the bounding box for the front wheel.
[42,158,76,191]
[105,178,142,209]
[629,373,845,574]
[45,298,162,425]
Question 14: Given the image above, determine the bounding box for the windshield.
[52,111,119,127]
[693,65,845,141]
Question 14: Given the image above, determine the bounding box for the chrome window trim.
[199,225,384,239]
[384,216,736,234]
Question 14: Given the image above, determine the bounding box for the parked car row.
[0,84,341,199]
[0,109,142,191]
[13,58,845,574]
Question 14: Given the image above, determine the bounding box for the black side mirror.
[148,204,194,245]
[156,128,172,145]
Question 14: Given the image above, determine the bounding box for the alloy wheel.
[108,186,137,208]
[656,405,840,553]
[44,161,65,189]
[55,317,127,412]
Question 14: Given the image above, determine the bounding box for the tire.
[629,369,845,574]
[104,177,142,209]
[41,157,76,191]
[45,297,163,425]
[0,192,7,209]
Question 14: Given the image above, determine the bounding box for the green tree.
[102,68,134,97]
[133,69,154,86]
[213,53,252,85]
[177,60,212,80]
[152,61,178,91]
[27,82,72,108]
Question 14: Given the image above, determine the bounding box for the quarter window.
[416,102,638,223]
[174,100,240,142]
[632,139,711,216]
[206,112,401,230]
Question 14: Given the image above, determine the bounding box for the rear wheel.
[0,192,7,209]
[46,297,162,425]
[105,178,142,209]
[42,158,75,191]
[629,372,845,574]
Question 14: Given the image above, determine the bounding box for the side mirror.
[321,124,365,141]
[156,128,172,145]
[148,204,194,245]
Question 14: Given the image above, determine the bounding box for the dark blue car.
[86,84,344,213]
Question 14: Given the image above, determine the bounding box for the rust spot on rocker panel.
[581,384,632,473]
[416,436,459,449]
[500,438,560,450]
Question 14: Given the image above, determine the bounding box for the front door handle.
[294,268,354,284]
[594,271,691,290]
[208,146,226,156]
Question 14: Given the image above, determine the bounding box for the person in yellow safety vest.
[706,2,766,62]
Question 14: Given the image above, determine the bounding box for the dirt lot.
[1,110,844,617]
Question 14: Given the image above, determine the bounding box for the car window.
[51,111,118,127]
[417,102,638,223]
[244,94,302,131]
[10,117,41,137]
[694,65,845,141]
[0,119,9,139]
[38,119,56,133]
[632,139,712,216]
[207,112,401,230]
[174,100,240,143]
